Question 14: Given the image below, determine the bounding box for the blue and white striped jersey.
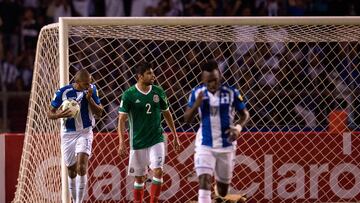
[188,84,246,152]
[51,84,101,132]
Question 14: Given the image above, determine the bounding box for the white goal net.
[14,17,360,202]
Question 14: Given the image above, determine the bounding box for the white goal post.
[13,17,360,203]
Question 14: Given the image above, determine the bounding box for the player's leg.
[149,142,165,203]
[128,148,149,203]
[62,132,78,202]
[214,151,235,203]
[198,174,212,203]
[194,149,216,203]
[75,153,89,203]
[134,175,146,203]
[74,130,93,203]
[67,164,77,202]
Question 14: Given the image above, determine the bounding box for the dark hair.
[201,60,219,72]
[135,61,153,75]
[74,69,91,82]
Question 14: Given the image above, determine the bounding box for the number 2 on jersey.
[146,103,151,114]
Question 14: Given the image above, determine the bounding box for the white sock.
[76,175,87,203]
[68,176,76,202]
[198,189,212,203]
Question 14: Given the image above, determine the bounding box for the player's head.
[74,69,91,90]
[135,61,155,86]
[201,60,221,93]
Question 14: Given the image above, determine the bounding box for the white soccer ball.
[62,99,80,117]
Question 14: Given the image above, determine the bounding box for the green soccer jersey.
[119,85,169,150]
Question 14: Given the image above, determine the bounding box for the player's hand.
[225,124,242,142]
[57,109,73,118]
[194,91,204,108]
[173,134,181,153]
[86,87,93,101]
[118,142,127,157]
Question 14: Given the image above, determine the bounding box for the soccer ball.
[62,99,80,117]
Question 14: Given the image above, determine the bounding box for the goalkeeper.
[184,60,250,203]
[47,69,103,203]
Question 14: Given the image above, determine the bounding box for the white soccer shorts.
[128,142,165,176]
[61,128,93,167]
[194,148,235,184]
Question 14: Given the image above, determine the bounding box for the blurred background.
[1,1,360,203]
[0,0,360,133]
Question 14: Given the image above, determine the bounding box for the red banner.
[1,134,24,203]
[87,132,360,202]
[4,132,360,202]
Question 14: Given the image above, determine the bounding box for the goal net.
[14,17,360,202]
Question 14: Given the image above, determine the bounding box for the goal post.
[59,18,71,203]
[14,17,360,203]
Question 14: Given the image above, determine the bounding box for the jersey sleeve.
[187,89,196,108]
[118,91,131,113]
[159,87,169,111]
[233,88,246,111]
[50,89,63,108]
[91,84,101,105]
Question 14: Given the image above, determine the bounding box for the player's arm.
[226,108,250,141]
[158,86,180,151]
[86,86,103,118]
[226,90,250,139]
[234,91,250,131]
[235,108,250,131]
[184,91,203,123]
[117,113,128,157]
[118,92,130,157]
[47,89,73,119]
[163,109,180,152]
[47,106,73,120]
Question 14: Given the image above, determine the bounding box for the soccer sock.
[76,175,87,203]
[198,189,212,203]
[150,177,163,203]
[68,176,77,202]
[133,182,144,203]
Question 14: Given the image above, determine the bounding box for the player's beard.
[146,78,155,86]
[143,81,153,86]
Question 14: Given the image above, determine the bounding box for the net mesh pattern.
[13,21,360,202]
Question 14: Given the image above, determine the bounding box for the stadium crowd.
[0,0,359,132]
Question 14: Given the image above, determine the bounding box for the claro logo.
[34,132,360,201]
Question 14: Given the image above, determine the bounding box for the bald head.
[74,69,91,90]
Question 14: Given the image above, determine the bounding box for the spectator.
[268,0,279,16]
[46,0,71,23]
[297,45,335,129]
[102,96,119,131]
[149,0,183,16]
[21,8,39,51]
[0,50,20,91]
[224,0,242,16]
[17,49,34,91]
[131,0,158,16]
[72,0,91,17]
[255,0,268,15]
[105,0,125,16]
[192,0,216,16]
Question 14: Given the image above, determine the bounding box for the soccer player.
[184,60,250,203]
[47,69,103,203]
[118,61,180,203]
